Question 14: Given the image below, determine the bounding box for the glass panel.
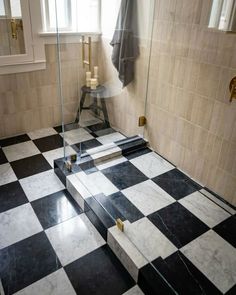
[0,0,25,56]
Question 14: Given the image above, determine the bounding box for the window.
[42,0,100,33]
[209,0,236,31]
[10,0,22,17]
[0,0,6,16]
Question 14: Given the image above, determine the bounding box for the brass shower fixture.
[229,76,236,102]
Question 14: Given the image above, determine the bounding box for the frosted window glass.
[10,0,22,18]
[48,0,70,29]
[0,0,6,16]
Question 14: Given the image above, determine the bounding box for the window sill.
[39,31,102,37]
[0,60,46,75]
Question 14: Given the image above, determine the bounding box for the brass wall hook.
[229,76,236,102]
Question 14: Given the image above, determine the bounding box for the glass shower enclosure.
[54,0,177,293]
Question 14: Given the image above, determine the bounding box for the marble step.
[66,172,147,282]
[54,135,148,186]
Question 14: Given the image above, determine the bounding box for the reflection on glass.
[209,0,236,32]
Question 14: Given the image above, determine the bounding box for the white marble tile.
[97,155,127,170]
[181,230,236,294]
[28,128,57,140]
[0,203,42,249]
[123,286,144,295]
[0,163,17,186]
[76,171,119,196]
[3,141,40,162]
[179,191,230,228]
[20,170,65,202]
[200,189,236,215]
[130,152,174,178]
[61,128,93,145]
[108,226,147,282]
[43,146,76,167]
[124,218,177,262]
[14,269,76,295]
[122,180,175,216]
[46,214,105,266]
[66,174,92,211]
[97,132,126,145]
[91,146,122,164]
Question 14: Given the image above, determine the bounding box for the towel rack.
[82,36,92,71]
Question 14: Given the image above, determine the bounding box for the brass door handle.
[229,76,236,102]
[10,19,23,40]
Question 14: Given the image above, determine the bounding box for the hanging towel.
[110,0,139,88]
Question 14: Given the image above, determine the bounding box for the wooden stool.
[75,85,110,127]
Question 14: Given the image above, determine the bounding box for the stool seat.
[81,85,106,94]
[75,85,110,127]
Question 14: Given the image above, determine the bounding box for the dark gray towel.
[110,0,139,88]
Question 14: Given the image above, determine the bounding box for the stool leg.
[75,91,86,123]
[100,97,110,127]
[93,95,98,116]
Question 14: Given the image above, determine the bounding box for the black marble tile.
[72,138,102,153]
[0,134,30,147]
[125,147,152,160]
[33,134,64,152]
[95,127,116,137]
[148,202,209,248]
[85,197,115,240]
[0,232,61,295]
[226,284,236,295]
[65,245,135,295]
[0,148,8,164]
[102,161,148,190]
[96,192,144,223]
[138,263,176,295]
[54,123,79,133]
[31,190,81,229]
[116,137,148,157]
[54,158,82,186]
[0,181,28,213]
[54,125,63,133]
[87,122,111,133]
[152,168,202,200]
[213,215,236,248]
[11,154,52,179]
[152,252,221,295]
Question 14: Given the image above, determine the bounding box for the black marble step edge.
[54,136,148,186]
[138,263,177,295]
[202,187,236,212]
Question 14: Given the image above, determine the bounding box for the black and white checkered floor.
[0,123,235,295]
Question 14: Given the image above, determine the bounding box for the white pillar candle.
[90,78,97,89]
[94,66,98,77]
[86,79,91,87]
[86,71,91,79]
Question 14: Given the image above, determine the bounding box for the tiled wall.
[145,0,236,205]
[100,0,236,206]
[0,42,99,138]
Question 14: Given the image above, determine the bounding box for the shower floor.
[0,123,235,295]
